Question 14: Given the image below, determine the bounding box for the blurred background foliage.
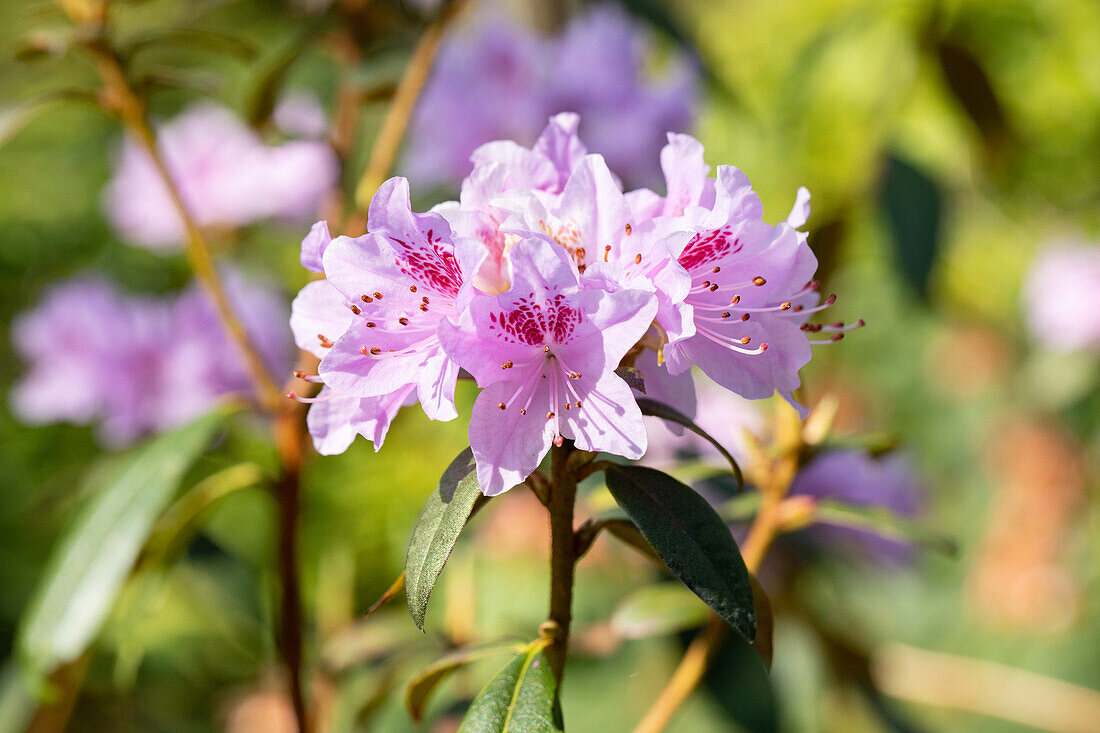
[1,0,1099,731]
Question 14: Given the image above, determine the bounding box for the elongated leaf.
[16,409,230,673]
[881,155,941,299]
[604,465,755,642]
[457,644,562,733]
[636,397,743,489]
[406,642,523,721]
[813,499,957,556]
[611,584,709,639]
[405,448,485,630]
[0,91,97,151]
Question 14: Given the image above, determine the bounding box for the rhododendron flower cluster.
[403,3,697,189]
[105,97,338,250]
[12,273,292,446]
[292,114,859,495]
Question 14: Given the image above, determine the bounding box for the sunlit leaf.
[636,397,744,489]
[406,642,523,722]
[15,409,231,674]
[0,91,97,151]
[457,643,562,733]
[611,584,709,639]
[405,448,486,630]
[604,465,755,642]
[123,28,258,61]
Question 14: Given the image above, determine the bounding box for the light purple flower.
[402,4,697,189]
[788,449,924,563]
[439,238,657,495]
[289,177,488,456]
[1024,242,1100,352]
[293,119,852,495]
[12,272,293,446]
[105,100,338,250]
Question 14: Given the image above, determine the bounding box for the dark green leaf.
[611,584,709,639]
[457,644,562,733]
[405,448,485,630]
[813,499,957,556]
[406,642,523,722]
[604,465,755,642]
[881,155,941,299]
[636,398,743,489]
[15,409,230,674]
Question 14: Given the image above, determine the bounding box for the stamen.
[398,317,409,326]
[409,285,417,293]
[713,266,721,273]
[753,276,766,286]
[361,295,373,303]
[498,402,506,410]
[634,253,642,264]
[373,292,384,299]
[546,411,555,419]
[501,360,513,369]
[286,391,338,404]
[317,334,334,348]
[350,304,361,315]
[366,321,376,328]
[625,223,632,235]
[604,245,611,262]
[730,295,741,304]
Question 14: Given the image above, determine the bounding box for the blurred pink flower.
[402,4,697,190]
[104,100,337,250]
[12,272,293,446]
[1025,242,1100,351]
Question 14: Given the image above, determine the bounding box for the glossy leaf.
[405,448,485,630]
[636,397,743,489]
[611,584,709,639]
[604,465,755,642]
[457,644,562,733]
[15,409,230,673]
[406,642,523,721]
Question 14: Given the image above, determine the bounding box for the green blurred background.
[1,0,1099,731]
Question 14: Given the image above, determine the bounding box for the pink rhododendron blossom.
[293,118,853,495]
[1025,242,1100,352]
[432,113,588,294]
[105,100,338,250]
[439,238,657,495]
[403,4,697,189]
[13,273,292,446]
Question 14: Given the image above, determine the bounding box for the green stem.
[546,442,578,686]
